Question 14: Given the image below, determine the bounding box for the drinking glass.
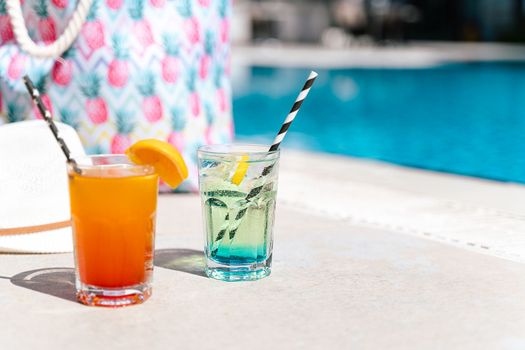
[67,155,158,307]
[198,144,280,282]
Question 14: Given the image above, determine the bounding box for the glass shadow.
[154,248,206,277]
[10,267,77,303]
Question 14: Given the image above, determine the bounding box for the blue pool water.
[232,63,525,184]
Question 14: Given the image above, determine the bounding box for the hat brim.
[0,226,73,253]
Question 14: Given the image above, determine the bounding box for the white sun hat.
[0,120,85,253]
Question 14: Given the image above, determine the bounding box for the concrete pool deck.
[233,42,525,68]
[1,151,525,349]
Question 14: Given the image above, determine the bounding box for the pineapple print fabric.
[0,0,233,192]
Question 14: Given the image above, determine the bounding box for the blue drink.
[198,145,280,281]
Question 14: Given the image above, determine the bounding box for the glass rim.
[70,154,155,173]
[198,144,280,157]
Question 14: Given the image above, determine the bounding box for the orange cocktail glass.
[68,155,158,307]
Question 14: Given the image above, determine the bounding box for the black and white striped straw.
[22,75,81,174]
[269,70,318,152]
[215,71,318,243]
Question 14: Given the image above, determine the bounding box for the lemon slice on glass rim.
[125,139,188,189]
[231,155,249,185]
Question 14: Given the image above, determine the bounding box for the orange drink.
[68,140,188,307]
[68,155,158,307]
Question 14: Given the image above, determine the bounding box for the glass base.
[76,282,152,307]
[205,260,271,282]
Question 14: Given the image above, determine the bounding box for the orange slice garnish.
[126,139,188,188]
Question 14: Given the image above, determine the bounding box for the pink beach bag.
[0,0,234,191]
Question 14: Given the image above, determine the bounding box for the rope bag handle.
[6,0,94,58]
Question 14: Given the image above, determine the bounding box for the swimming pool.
[232,63,525,184]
